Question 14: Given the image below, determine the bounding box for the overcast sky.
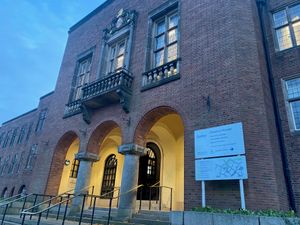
[0,0,105,124]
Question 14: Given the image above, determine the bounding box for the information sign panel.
[195,122,245,159]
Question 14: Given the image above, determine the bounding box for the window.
[69,159,80,178]
[152,12,178,68]
[9,128,18,147]
[273,4,300,51]
[16,152,25,173]
[2,131,11,148]
[25,144,38,170]
[106,39,128,74]
[35,109,47,132]
[74,57,91,100]
[0,132,5,148]
[8,154,17,174]
[26,122,33,141]
[285,77,300,130]
[101,154,117,198]
[17,125,26,144]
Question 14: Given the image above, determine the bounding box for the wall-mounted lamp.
[65,160,70,166]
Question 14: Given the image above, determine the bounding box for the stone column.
[117,143,146,219]
[69,152,99,214]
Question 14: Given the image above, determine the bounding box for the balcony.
[64,100,82,118]
[81,69,133,113]
[141,59,180,91]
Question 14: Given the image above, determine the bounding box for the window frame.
[282,76,300,132]
[101,154,118,198]
[151,10,179,69]
[272,4,300,51]
[69,159,80,178]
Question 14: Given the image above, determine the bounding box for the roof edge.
[2,108,38,126]
[69,0,114,33]
[40,91,54,100]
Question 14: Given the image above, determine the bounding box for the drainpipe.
[256,0,296,212]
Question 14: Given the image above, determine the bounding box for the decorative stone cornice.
[75,152,99,162]
[103,9,137,39]
[118,143,147,156]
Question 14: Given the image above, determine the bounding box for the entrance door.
[137,142,160,200]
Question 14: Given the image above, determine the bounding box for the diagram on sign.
[215,157,245,179]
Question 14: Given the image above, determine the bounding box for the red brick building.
[0,0,300,215]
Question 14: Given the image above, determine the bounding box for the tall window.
[106,39,127,74]
[10,128,18,147]
[16,152,25,173]
[35,109,47,132]
[26,122,33,141]
[17,125,26,144]
[2,131,11,148]
[74,57,91,100]
[69,159,80,178]
[273,4,300,51]
[285,77,300,130]
[0,132,5,148]
[8,154,17,174]
[152,11,178,68]
[101,154,117,198]
[25,144,38,170]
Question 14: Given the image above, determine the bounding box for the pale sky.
[0,0,106,124]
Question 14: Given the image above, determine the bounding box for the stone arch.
[1,187,7,198]
[134,106,183,146]
[18,185,26,194]
[10,187,15,197]
[45,131,79,195]
[87,120,120,155]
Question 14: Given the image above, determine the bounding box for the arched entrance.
[18,185,26,194]
[137,142,161,200]
[10,187,15,197]
[134,107,184,210]
[45,131,79,196]
[87,121,124,207]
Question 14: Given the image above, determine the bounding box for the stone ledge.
[75,152,99,161]
[170,211,300,225]
[118,143,147,156]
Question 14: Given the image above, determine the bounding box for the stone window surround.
[271,3,300,52]
[282,74,300,133]
[68,47,95,104]
[97,16,135,78]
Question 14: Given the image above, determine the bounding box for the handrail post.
[56,196,63,220]
[149,187,152,211]
[170,188,173,211]
[1,204,8,225]
[78,194,86,225]
[20,195,28,218]
[37,212,42,225]
[46,196,52,219]
[90,186,94,207]
[21,214,26,225]
[159,187,162,211]
[107,198,113,225]
[139,187,142,211]
[90,197,97,225]
[30,194,38,220]
[116,188,120,208]
[62,194,70,225]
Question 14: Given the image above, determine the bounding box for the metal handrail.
[0,194,33,207]
[150,181,160,188]
[112,184,143,200]
[21,185,93,214]
[0,194,22,205]
[148,185,173,211]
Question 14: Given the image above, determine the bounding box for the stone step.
[130,217,170,225]
[132,213,169,221]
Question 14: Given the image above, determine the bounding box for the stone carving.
[103,9,137,39]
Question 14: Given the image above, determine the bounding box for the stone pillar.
[117,143,146,219]
[69,152,99,214]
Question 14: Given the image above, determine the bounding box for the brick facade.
[0,0,298,212]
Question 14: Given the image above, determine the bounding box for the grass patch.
[192,207,296,218]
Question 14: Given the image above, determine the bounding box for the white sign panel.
[195,156,248,181]
[195,122,245,159]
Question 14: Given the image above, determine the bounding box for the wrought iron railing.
[142,59,179,88]
[82,69,133,101]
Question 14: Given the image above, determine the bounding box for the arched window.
[1,187,7,198]
[101,154,117,198]
[10,187,15,197]
[18,185,26,195]
[69,159,80,178]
